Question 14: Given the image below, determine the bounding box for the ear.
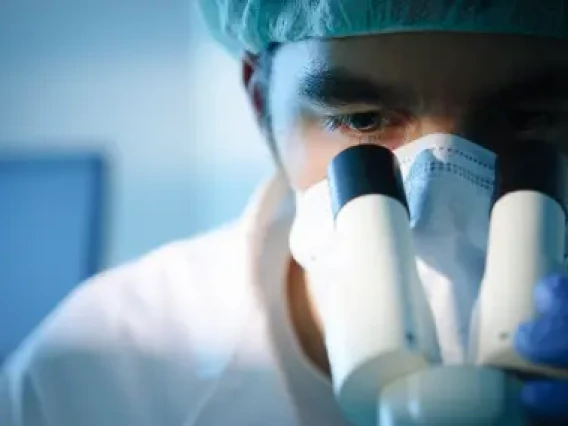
[242,52,265,124]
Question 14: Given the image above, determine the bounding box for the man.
[2,1,568,424]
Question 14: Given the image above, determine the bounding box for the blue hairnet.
[199,0,568,56]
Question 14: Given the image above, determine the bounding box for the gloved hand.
[514,274,568,424]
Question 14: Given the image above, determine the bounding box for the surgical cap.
[199,0,568,56]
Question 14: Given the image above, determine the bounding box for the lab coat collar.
[237,172,294,248]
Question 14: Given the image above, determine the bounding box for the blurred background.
[0,1,273,363]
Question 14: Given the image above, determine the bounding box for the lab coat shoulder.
[1,222,257,426]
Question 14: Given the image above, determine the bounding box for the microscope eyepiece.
[493,141,568,214]
[327,144,409,219]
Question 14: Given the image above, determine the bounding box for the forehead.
[271,33,568,103]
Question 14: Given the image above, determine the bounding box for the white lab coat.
[0,174,353,426]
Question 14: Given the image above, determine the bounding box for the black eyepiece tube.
[493,141,568,215]
[327,144,409,219]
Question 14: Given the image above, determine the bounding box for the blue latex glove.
[514,274,568,424]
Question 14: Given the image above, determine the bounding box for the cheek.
[274,117,354,191]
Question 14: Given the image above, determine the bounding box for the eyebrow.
[297,66,568,113]
[297,68,410,110]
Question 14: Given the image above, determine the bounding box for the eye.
[325,110,407,134]
[343,112,385,132]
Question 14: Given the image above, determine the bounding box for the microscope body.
[323,142,568,426]
[325,145,437,426]
[471,143,568,379]
[471,191,567,376]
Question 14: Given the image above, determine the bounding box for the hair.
[256,43,282,168]
[257,43,278,131]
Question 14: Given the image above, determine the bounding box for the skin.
[242,33,568,376]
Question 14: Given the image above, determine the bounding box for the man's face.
[264,33,568,190]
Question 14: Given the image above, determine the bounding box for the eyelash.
[323,109,566,143]
[324,111,407,142]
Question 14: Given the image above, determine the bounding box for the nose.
[407,115,463,140]
[405,110,498,152]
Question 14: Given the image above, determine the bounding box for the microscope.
[323,141,568,426]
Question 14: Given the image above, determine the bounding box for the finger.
[515,315,568,369]
[534,274,568,315]
[521,380,568,422]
